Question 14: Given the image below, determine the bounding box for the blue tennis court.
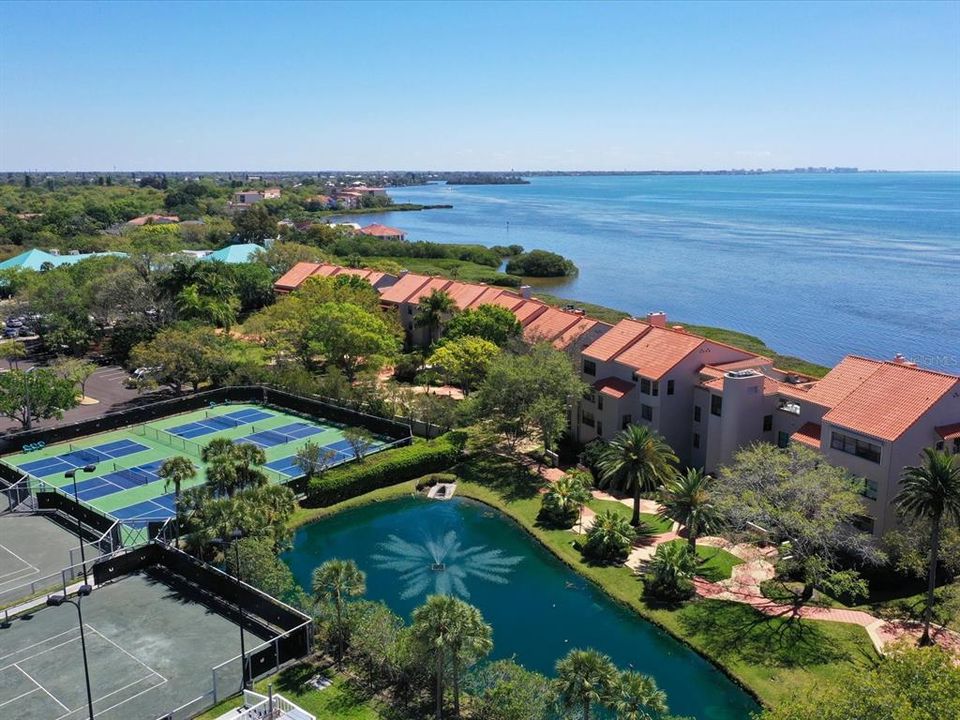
[111,494,177,528]
[168,408,274,439]
[17,439,149,478]
[240,422,326,449]
[68,460,171,502]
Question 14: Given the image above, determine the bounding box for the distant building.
[231,188,279,207]
[125,214,180,227]
[262,187,282,199]
[199,243,264,264]
[359,223,406,241]
[0,248,127,273]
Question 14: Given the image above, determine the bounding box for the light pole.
[65,465,97,583]
[213,529,248,689]
[47,584,95,720]
[23,365,37,430]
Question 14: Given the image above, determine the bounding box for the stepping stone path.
[536,462,960,656]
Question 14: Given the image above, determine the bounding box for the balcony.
[216,690,315,720]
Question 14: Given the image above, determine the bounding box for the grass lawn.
[585,497,674,534]
[452,453,879,708]
[661,538,744,582]
[195,663,380,720]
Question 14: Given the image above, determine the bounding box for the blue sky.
[1,1,958,171]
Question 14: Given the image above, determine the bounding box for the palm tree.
[312,559,366,664]
[583,509,636,564]
[543,470,593,530]
[415,289,458,344]
[232,443,267,492]
[410,595,492,720]
[610,671,669,720]
[895,448,960,645]
[158,456,197,544]
[648,541,698,601]
[201,437,235,463]
[658,468,720,552]
[554,648,617,720]
[202,439,267,497]
[597,424,677,526]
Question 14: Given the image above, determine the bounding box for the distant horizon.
[4,167,960,174]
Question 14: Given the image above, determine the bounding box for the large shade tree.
[896,448,960,645]
[0,368,79,430]
[597,424,678,527]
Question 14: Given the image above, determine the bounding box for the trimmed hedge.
[305,435,461,506]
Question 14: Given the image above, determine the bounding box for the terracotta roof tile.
[480,291,527,312]
[803,356,883,408]
[594,377,636,399]
[582,319,651,362]
[614,326,705,380]
[522,307,579,341]
[936,423,960,441]
[409,277,454,304]
[792,422,822,448]
[378,273,433,304]
[275,262,322,290]
[554,318,607,350]
[444,282,489,310]
[359,223,405,237]
[823,362,959,442]
[512,300,549,326]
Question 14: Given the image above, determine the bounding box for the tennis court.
[0,513,82,597]
[0,572,270,720]
[1,403,393,531]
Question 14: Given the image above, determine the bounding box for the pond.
[282,496,759,719]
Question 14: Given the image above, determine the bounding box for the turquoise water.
[340,174,960,370]
[282,496,759,719]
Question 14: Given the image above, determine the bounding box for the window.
[621,414,632,429]
[582,411,595,428]
[597,421,604,436]
[710,395,723,417]
[937,441,945,451]
[639,378,651,395]
[586,390,596,404]
[860,478,879,501]
[692,432,700,449]
[777,431,789,448]
[954,438,960,455]
[641,404,653,421]
[407,306,413,315]
[830,431,881,464]
[852,515,875,534]
[693,405,702,423]
[652,381,659,397]
[597,395,604,411]
[583,359,597,377]
[763,414,773,432]
[667,379,675,396]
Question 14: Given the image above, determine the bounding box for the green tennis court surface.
[0,572,268,720]
[1,403,391,534]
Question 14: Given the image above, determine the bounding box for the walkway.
[536,462,960,655]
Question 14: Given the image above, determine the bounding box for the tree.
[553,648,618,720]
[176,284,240,329]
[473,342,586,451]
[203,439,267,497]
[158,456,197,543]
[598,424,678,527]
[255,241,326,276]
[713,443,880,603]
[465,659,555,720]
[312,559,366,665]
[0,368,79,430]
[415,289,458,345]
[0,340,26,369]
[646,541,698,601]
[410,595,493,720]
[444,304,522,347]
[129,325,230,394]
[226,536,305,608]
[659,468,720,552]
[505,249,577,277]
[583,509,636,565]
[541,470,593,530]
[427,336,500,394]
[610,671,669,720]
[294,441,338,481]
[895,449,960,645]
[233,203,277,242]
[759,642,960,720]
[50,356,97,399]
[347,600,409,688]
[343,427,375,462]
[309,302,400,379]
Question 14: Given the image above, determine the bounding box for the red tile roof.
[936,423,960,441]
[512,300,549,326]
[554,318,607,350]
[594,377,636,399]
[613,326,705,380]
[523,307,581,343]
[792,422,822,448]
[823,361,959,442]
[409,277,454,304]
[275,262,323,291]
[443,281,489,310]
[359,223,405,238]
[378,273,433,304]
[582,319,651,362]
[803,356,883,408]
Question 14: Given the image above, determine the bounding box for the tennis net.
[204,412,244,429]
[139,425,203,456]
[66,445,106,464]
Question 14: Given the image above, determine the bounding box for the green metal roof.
[200,243,263,264]
[0,248,126,272]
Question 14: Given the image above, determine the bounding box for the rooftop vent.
[647,311,667,328]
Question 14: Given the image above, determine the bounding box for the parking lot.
[0,360,163,434]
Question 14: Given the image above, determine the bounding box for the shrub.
[505,249,578,277]
[645,541,697,601]
[306,435,458,505]
[579,438,608,478]
[583,510,636,565]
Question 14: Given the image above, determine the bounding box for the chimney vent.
[672,325,685,332]
[892,353,916,367]
[647,311,667,328]
[519,285,532,299]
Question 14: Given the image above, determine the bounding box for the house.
[348,184,388,197]
[124,214,180,227]
[0,248,127,273]
[231,189,277,207]
[359,224,406,241]
[692,354,960,535]
[273,262,398,294]
[199,243,264,264]
[334,191,363,209]
[262,187,282,199]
